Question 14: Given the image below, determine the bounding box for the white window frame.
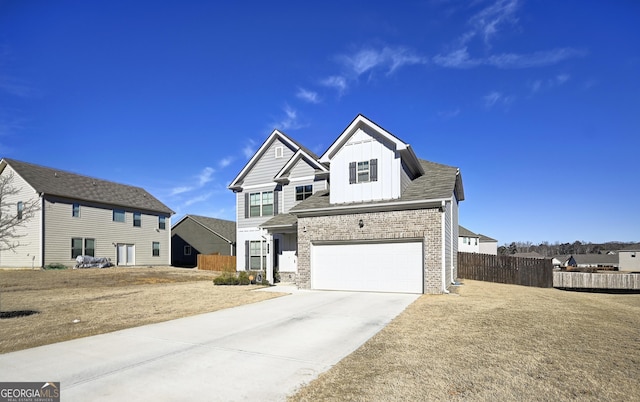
[133,212,141,227]
[357,161,370,183]
[72,203,80,218]
[249,191,274,217]
[249,240,267,270]
[152,241,160,257]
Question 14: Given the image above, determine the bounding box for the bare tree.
[0,171,40,252]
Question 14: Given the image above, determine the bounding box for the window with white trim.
[349,159,378,184]
[249,240,267,270]
[85,238,95,257]
[249,191,274,217]
[72,238,83,258]
[152,242,160,257]
[72,203,80,218]
[158,216,166,230]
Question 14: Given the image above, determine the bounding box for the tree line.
[497,240,638,257]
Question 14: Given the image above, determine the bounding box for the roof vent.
[92,181,96,185]
[54,172,58,177]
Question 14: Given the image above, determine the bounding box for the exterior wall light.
[358,219,364,228]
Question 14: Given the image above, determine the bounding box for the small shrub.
[44,263,67,270]
[238,271,250,285]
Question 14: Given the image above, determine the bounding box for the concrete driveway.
[0,287,418,401]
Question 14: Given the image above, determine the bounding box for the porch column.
[265,233,274,284]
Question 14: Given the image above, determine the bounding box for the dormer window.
[349,159,378,184]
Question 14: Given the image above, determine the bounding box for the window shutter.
[245,241,250,270]
[370,159,378,182]
[244,193,249,218]
[274,190,279,215]
[349,162,356,184]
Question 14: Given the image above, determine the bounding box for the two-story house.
[0,158,174,268]
[229,114,464,294]
[228,130,329,283]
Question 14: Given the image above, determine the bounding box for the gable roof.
[172,214,236,243]
[319,114,424,178]
[459,226,478,238]
[290,159,460,215]
[478,234,498,243]
[228,130,317,191]
[273,148,329,184]
[1,158,173,214]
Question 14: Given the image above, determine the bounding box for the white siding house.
[0,158,173,268]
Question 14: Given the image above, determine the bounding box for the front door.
[117,244,135,266]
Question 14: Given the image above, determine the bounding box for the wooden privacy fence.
[457,252,553,288]
[553,272,640,290]
[197,254,236,272]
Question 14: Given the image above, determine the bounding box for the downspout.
[39,193,45,268]
[440,201,449,294]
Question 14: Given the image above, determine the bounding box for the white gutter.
[293,198,451,217]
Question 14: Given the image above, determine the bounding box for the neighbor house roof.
[479,234,497,243]
[571,254,618,265]
[511,252,546,259]
[172,215,236,243]
[459,226,478,238]
[1,158,174,214]
[290,159,461,215]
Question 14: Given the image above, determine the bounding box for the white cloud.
[555,74,570,85]
[433,47,480,68]
[438,108,461,119]
[170,186,193,196]
[184,192,212,206]
[296,87,321,104]
[198,167,214,186]
[434,47,585,69]
[321,75,348,95]
[484,91,502,108]
[484,91,515,109]
[340,46,427,76]
[468,0,520,48]
[218,156,233,168]
[243,139,257,159]
[272,105,307,132]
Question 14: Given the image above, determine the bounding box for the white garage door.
[311,241,423,293]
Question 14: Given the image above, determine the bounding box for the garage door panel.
[312,242,423,293]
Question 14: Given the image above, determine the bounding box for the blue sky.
[1,0,638,245]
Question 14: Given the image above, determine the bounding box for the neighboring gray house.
[0,158,174,268]
[171,214,236,267]
[229,114,464,294]
[619,245,640,272]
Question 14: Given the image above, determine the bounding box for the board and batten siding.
[329,127,402,204]
[0,164,42,267]
[43,196,171,266]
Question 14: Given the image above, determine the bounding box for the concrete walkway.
[0,287,419,401]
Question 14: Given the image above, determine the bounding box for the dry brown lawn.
[0,267,283,354]
[291,280,640,402]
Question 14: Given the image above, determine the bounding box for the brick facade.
[297,208,447,294]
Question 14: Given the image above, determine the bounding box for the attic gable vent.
[275,146,284,159]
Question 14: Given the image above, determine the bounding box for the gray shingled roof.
[185,215,236,242]
[459,226,478,237]
[290,159,459,213]
[260,213,298,229]
[478,233,498,242]
[3,158,173,214]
